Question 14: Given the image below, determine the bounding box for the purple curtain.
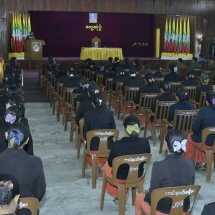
[30,11,155,57]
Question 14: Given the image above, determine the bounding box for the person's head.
[176,89,188,101]
[192,57,198,63]
[85,58,92,65]
[118,69,126,77]
[123,115,140,137]
[199,53,204,58]
[88,84,100,97]
[80,77,89,88]
[92,93,106,108]
[206,91,215,107]
[9,57,17,65]
[165,129,186,155]
[68,69,77,79]
[114,57,120,63]
[144,72,155,84]
[6,86,19,98]
[142,61,149,69]
[200,73,209,85]
[129,69,137,79]
[47,56,55,65]
[5,97,21,110]
[124,58,129,64]
[57,64,67,75]
[0,173,20,213]
[154,65,161,72]
[178,58,183,63]
[170,65,178,73]
[133,58,139,65]
[30,31,34,36]
[5,106,21,124]
[160,81,171,92]
[6,122,30,149]
[186,71,195,80]
[108,57,113,63]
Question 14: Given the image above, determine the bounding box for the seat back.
[105,78,113,92]
[150,185,201,215]
[167,60,177,71]
[57,82,64,98]
[91,36,101,47]
[178,67,189,80]
[124,86,139,102]
[63,87,74,103]
[16,197,39,215]
[198,91,207,108]
[86,129,119,157]
[154,77,164,87]
[84,69,90,79]
[154,101,176,122]
[170,82,182,94]
[96,74,104,87]
[115,81,124,95]
[112,153,151,187]
[139,74,146,85]
[89,71,95,82]
[172,110,199,137]
[182,86,197,101]
[137,93,159,115]
[201,127,215,150]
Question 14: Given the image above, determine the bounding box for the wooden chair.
[154,77,164,87]
[160,109,199,154]
[82,129,119,188]
[70,101,80,142]
[16,197,39,215]
[139,74,146,85]
[190,91,207,109]
[89,70,95,82]
[141,185,201,215]
[76,118,85,159]
[167,60,177,71]
[118,86,139,119]
[103,77,113,101]
[95,74,104,87]
[182,86,197,101]
[55,82,64,120]
[100,153,152,215]
[109,81,123,111]
[144,100,176,146]
[91,36,101,47]
[84,69,90,79]
[192,127,215,182]
[178,67,189,80]
[135,93,159,126]
[169,82,182,94]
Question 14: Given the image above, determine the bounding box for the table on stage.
[80,47,123,60]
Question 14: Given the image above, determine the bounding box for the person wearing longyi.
[103,115,150,205]
[135,129,195,215]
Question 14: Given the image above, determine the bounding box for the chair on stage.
[192,127,215,182]
[91,36,101,48]
[82,129,119,189]
[141,185,201,215]
[100,153,152,215]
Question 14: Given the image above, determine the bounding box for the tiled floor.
[26,102,215,215]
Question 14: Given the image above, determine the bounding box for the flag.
[182,17,187,53]
[164,18,168,52]
[178,18,182,53]
[186,17,190,54]
[27,14,31,34]
[171,18,176,52]
[11,13,16,52]
[167,18,172,52]
[175,18,179,53]
[14,13,18,52]
[17,14,23,52]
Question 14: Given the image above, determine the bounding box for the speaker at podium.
[25,40,45,60]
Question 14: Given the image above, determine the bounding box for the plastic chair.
[160,110,199,154]
[192,127,215,182]
[16,197,39,215]
[100,153,152,215]
[82,129,119,188]
[141,185,201,215]
[144,100,176,146]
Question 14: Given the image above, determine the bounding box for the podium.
[25,40,45,60]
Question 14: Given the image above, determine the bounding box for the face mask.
[173,67,178,72]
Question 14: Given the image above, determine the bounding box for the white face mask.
[173,67,178,72]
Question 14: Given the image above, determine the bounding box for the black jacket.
[164,72,182,82]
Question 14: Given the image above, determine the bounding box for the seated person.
[105,57,114,72]
[112,57,121,72]
[122,69,141,95]
[103,115,151,204]
[168,89,195,123]
[198,53,207,62]
[83,93,116,167]
[103,62,116,84]
[75,84,100,125]
[0,122,46,215]
[152,65,164,78]
[195,73,213,103]
[165,65,182,82]
[73,77,89,95]
[0,173,20,215]
[135,129,195,215]
[63,68,79,88]
[177,58,186,69]
[151,81,176,113]
[131,58,141,73]
[138,61,152,78]
[80,58,92,75]
[184,91,215,170]
[133,73,160,105]
[54,64,68,84]
[189,57,202,72]
[0,106,33,155]
[121,57,131,70]
[181,71,198,86]
[43,56,57,73]
[112,69,128,91]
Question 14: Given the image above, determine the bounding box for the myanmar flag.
[185,17,190,54]
[171,18,176,52]
[182,17,187,53]
[167,18,172,52]
[178,18,182,53]
[175,18,179,53]
[164,18,168,52]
